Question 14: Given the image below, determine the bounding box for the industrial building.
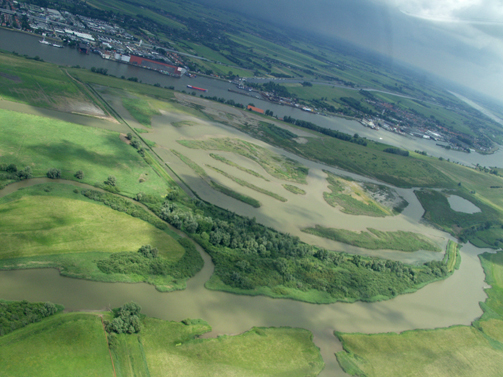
[129,55,186,77]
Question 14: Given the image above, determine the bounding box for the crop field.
[177,137,309,183]
[302,226,441,252]
[0,313,113,377]
[0,108,170,197]
[336,248,503,377]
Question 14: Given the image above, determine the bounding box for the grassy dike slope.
[335,249,503,377]
[0,313,114,377]
[0,109,169,197]
[0,183,191,290]
[0,311,324,377]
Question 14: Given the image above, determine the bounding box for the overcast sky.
[197,0,503,103]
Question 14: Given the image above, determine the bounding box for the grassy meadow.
[0,312,114,377]
[132,318,324,377]
[283,184,306,195]
[0,108,170,197]
[0,308,324,377]
[209,153,270,181]
[0,52,98,112]
[0,183,198,290]
[302,226,441,252]
[335,248,503,377]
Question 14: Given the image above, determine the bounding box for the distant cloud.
[381,0,503,23]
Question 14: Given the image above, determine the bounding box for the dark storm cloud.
[194,0,503,103]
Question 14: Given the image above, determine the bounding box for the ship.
[39,34,50,45]
[187,85,208,92]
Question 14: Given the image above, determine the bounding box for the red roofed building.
[247,105,264,114]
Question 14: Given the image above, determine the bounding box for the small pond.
[447,195,481,214]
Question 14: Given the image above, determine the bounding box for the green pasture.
[0,183,192,290]
[335,325,503,377]
[140,318,324,377]
[0,313,114,377]
[302,226,441,252]
[336,248,503,377]
[0,52,91,109]
[0,108,170,197]
[0,185,183,260]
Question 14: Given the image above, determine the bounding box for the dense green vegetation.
[209,153,269,181]
[302,226,441,252]
[207,165,287,202]
[0,300,62,336]
[133,192,458,303]
[416,189,503,249]
[177,137,309,183]
[335,248,503,377]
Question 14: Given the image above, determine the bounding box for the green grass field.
[335,326,503,377]
[140,318,324,377]
[302,226,441,252]
[122,95,161,127]
[0,312,114,377]
[177,137,309,183]
[1,308,323,377]
[0,183,194,290]
[0,52,96,111]
[0,108,170,197]
[0,184,183,260]
[335,249,503,377]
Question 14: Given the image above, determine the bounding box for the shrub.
[104,175,117,186]
[46,168,61,179]
[75,170,84,179]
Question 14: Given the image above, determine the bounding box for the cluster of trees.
[90,67,108,75]
[104,302,142,335]
[0,300,59,336]
[0,164,32,181]
[97,238,202,279]
[200,95,245,109]
[259,122,297,140]
[383,148,409,157]
[283,116,367,146]
[134,193,450,301]
[126,132,145,157]
[46,168,61,179]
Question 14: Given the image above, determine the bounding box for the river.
[0,28,498,376]
[1,28,502,168]
[0,178,493,376]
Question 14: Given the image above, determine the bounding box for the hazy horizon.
[194,0,503,106]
